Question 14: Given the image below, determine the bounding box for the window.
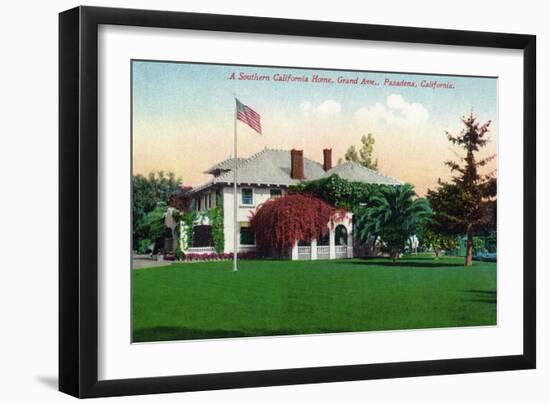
[270,189,282,198]
[241,188,253,205]
[240,227,255,245]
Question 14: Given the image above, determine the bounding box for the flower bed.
[163,253,176,261]
[183,251,256,262]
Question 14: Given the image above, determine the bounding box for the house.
[165,148,402,260]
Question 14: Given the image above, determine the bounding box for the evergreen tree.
[427,112,496,267]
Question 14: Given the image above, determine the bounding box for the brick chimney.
[290,149,305,180]
[323,148,332,171]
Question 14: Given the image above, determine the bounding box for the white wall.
[1,1,548,403]
[222,185,283,253]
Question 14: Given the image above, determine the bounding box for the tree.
[250,194,339,257]
[354,184,432,264]
[417,225,458,259]
[473,236,485,253]
[135,202,169,254]
[132,171,182,250]
[338,133,378,169]
[427,112,496,267]
[169,185,193,212]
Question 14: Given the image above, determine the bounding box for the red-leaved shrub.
[249,194,336,256]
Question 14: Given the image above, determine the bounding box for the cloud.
[355,94,429,128]
[300,101,312,114]
[300,99,341,117]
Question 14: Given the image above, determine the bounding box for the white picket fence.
[297,246,312,260]
[187,246,216,254]
[317,245,330,259]
[335,245,348,259]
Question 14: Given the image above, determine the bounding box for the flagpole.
[233,95,238,272]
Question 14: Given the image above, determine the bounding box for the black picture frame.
[59,5,536,398]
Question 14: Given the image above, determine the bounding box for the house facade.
[165,148,402,260]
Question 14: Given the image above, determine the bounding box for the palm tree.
[355,184,432,265]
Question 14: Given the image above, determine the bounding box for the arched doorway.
[335,224,348,258]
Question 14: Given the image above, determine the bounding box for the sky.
[132,60,498,196]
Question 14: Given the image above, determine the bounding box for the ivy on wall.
[183,212,196,248]
[171,194,224,253]
[291,174,396,211]
[172,210,196,250]
[207,195,225,253]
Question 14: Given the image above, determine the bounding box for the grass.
[132,254,496,342]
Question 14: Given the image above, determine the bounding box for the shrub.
[237,251,257,260]
[175,246,185,261]
[250,194,336,256]
[185,253,200,261]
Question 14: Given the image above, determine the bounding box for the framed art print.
[59,6,536,398]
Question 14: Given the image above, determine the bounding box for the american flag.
[236,99,262,134]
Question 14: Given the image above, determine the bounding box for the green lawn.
[132,254,496,342]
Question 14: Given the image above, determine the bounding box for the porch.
[291,217,354,260]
